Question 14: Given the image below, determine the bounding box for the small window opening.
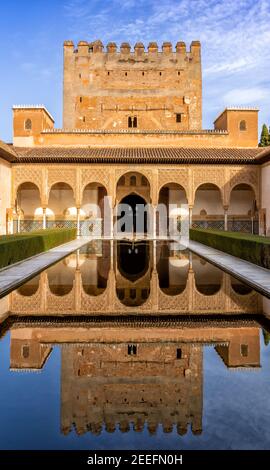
[25,119,32,130]
[128,116,138,128]
[239,120,247,131]
[22,345,29,359]
[241,344,249,357]
[80,96,82,103]
[176,348,182,359]
[130,175,136,186]
[176,113,182,123]
[128,344,137,356]
[130,289,136,299]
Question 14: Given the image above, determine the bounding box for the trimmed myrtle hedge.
[190,228,270,269]
[0,228,76,269]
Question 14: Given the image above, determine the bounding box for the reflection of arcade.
[9,240,262,315]
[7,319,262,436]
[116,241,152,306]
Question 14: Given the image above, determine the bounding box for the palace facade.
[0,39,270,236]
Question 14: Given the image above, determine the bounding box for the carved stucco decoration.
[13,167,43,199]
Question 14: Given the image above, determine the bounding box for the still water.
[0,240,270,450]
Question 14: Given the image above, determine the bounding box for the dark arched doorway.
[117,241,150,282]
[117,194,148,235]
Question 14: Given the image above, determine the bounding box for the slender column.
[251,216,254,235]
[76,207,80,238]
[110,239,114,270]
[111,204,115,239]
[42,207,47,230]
[189,206,193,229]
[152,205,157,240]
[153,239,157,267]
[224,205,228,231]
[189,250,193,269]
[17,212,21,233]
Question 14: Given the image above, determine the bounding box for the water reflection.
[8,240,262,315]
[1,240,270,448]
[5,318,265,437]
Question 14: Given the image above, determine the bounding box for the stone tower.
[63,40,202,131]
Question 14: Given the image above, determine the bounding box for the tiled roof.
[13,146,263,164]
[0,140,18,162]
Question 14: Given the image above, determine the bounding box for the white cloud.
[223,87,270,106]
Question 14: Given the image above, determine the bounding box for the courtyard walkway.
[187,240,270,299]
[0,238,90,299]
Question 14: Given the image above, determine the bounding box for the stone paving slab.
[187,240,270,299]
[0,238,90,299]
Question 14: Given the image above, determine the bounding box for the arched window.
[128,116,138,128]
[130,175,136,186]
[239,120,247,131]
[25,119,32,130]
[118,176,125,186]
[200,209,207,216]
[141,176,148,186]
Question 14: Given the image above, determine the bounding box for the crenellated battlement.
[63,38,202,130]
[64,39,201,60]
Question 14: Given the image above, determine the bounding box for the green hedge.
[0,228,76,269]
[190,228,270,269]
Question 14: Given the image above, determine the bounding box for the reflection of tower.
[10,338,52,372]
[61,342,203,436]
[215,328,260,369]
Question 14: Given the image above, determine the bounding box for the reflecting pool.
[0,240,270,449]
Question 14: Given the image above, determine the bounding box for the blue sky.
[0,0,269,141]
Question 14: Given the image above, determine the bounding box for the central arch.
[117,193,149,235]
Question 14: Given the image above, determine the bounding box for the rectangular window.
[22,345,29,359]
[176,348,182,359]
[176,113,181,123]
[240,344,249,357]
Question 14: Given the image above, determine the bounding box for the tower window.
[240,344,249,357]
[142,71,145,76]
[178,71,180,76]
[128,344,137,356]
[239,120,247,131]
[128,116,138,128]
[176,348,182,359]
[79,96,82,103]
[83,116,86,122]
[24,119,32,130]
[108,71,110,76]
[79,73,81,79]
[125,72,127,76]
[176,113,182,123]
[160,72,162,76]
